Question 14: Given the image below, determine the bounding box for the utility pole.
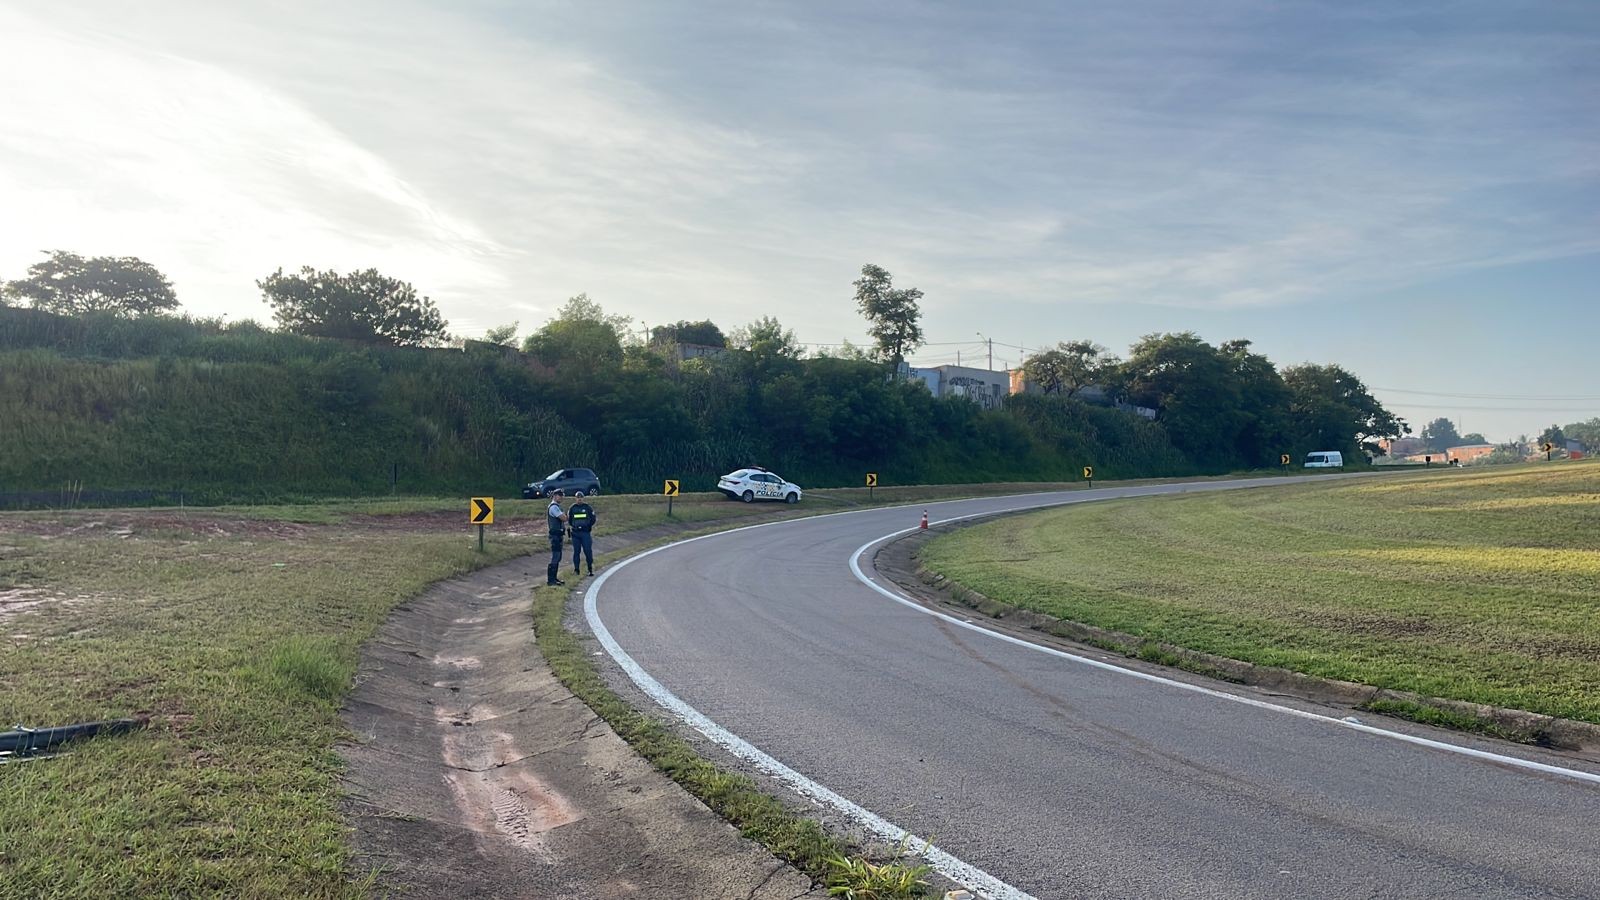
[976,332,993,371]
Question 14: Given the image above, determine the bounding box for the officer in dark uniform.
[568,490,596,577]
[545,489,568,586]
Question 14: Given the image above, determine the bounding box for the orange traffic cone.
[920,510,929,529]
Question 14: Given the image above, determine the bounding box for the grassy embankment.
[921,461,1600,725]
[0,491,822,898]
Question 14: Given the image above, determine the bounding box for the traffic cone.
[920,510,929,530]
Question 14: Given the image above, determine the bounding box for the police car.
[717,467,803,503]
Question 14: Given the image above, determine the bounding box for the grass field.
[920,461,1600,724]
[0,481,1117,897]
[0,491,818,898]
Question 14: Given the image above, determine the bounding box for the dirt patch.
[0,588,97,630]
[341,511,462,532]
[340,527,822,898]
[0,511,311,540]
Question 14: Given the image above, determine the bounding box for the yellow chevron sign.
[470,497,494,525]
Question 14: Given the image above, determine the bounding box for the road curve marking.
[849,511,1600,789]
[584,513,1043,900]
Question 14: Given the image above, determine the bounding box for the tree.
[812,339,875,361]
[852,264,925,373]
[522,294,629,374]
[258,267,448,347]
[1022,341,1112,397]
[1461,432,1487,444]
[649,320,726,348]
[1420,417,1463,452]
[1119,332,1245,465]
[5,250,178,317]
[484,322,519,346]
[731,316,802,360]
[1539,424,1566,448]
[1220,339,1292,467]
[1283,364,1406,458]
[1562,418,1600,450]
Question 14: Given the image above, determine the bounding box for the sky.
[2,0,1597,441]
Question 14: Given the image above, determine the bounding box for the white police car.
[717,467,803,503]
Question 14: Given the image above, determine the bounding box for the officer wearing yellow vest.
[568,490,597,577]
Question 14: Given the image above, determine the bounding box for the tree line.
[3,250,1421,503]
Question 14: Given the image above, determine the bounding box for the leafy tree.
[1220,339,1292,467]
[5,250,178,317]
[1538,424,1566,447]
[1420,417,1462,452]
[731,315,802,360]
[523,294,629,374]
[258,267,448,347]
[814,339,877,361]
[1118,332,1245,466]
[852,263,925,373]
[1283,364,1405,458]
[649,319,726,348]
[484,322,519,346]
[1022,340,1111,397]
[1460,432,1487,444]
[1562,418,1600,450]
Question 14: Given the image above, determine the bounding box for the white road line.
[583,536,1039,900]
[585,475,1598,900]
[848,514,1600,788]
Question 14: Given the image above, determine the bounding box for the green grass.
[0,493,813,898]
[2,483,1037,898]
[0,470,1425,897]
[920,460,1600,724]
[529,542,929,899]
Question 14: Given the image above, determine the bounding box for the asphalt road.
[588,476,1600,900]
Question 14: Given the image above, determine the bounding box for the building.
[908,365,1010,410]
[664,342,729,362]
[1445,443,1496,464]
[1381,436,1429,458]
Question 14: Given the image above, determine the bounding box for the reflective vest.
[569,503,595,532]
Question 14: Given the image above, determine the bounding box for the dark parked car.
[522,467,601,499]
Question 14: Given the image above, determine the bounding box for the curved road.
[587,477,1600,899]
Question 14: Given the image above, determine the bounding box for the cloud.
[1,0,1595,341]
[0,5,512,325]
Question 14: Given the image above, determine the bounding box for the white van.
[1303,451,1344,468]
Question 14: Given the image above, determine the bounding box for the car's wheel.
[587,484,600,496]
[785,492,798,504]
[741,490,755,503]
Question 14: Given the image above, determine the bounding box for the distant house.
[908,365,1010,410]
[1382,436,1428,458]
[1446,443,1496,464]
[665,342,729,362]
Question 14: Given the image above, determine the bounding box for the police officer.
[545,488,568,586]
[568,490,596,577]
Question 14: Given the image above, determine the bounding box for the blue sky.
[2,0,1596,439]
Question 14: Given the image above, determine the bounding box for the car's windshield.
[546,469,565,480]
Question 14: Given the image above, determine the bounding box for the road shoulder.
[339,543,818,898]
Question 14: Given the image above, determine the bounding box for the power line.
[1373,387,1600,402]
[1384,401,1597,412]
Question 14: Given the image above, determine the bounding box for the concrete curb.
[879,527,1600,755]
